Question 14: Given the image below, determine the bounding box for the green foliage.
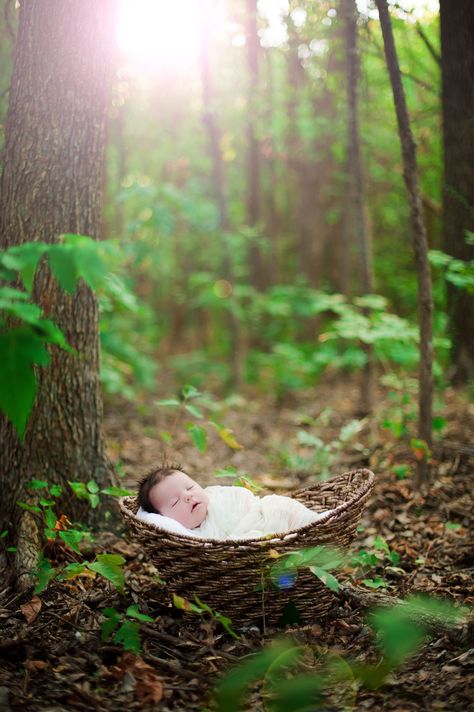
[269,545,347,594]
[429,247,474,294]
[156,384,242,454]
[101,605,154,654]
[350,535,402,588]
[278,411,366,478]
[19,478,131,594]
[88,553,126,592]
[213,596,467,711]
[0,236,115,436]
[172,593,239,639]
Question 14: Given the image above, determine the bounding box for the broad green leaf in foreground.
[0,328,49,437]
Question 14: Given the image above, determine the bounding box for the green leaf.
[2,242,48,293]
[16,501,42,514]
[214,466,238,477]
[432,416,446,432]
[114,620,141,654]
[0,328,49,437]
[68,481,88,499]
[155,398,180,407]
[125,604,154,623]
[445,522,461,531]
[34,319,70,350]
[0,530,8,538]
[310,566,340,592]
[58,529,83,554]
[362,578,388,589]
[101,486,134,497]
[186,423,207,452]
[28,479,49,490]
[58,562,87,581]
[87,479,99,494]
[184,403,203,418]
[49,484,62,497]
[47,244,79,293]
[182,384,200,400]
[374,536,390,553]
[89,493,100,509]
[87,553,125,591]
[173,593,202,613]
[101,607,122,641]
[44,508,57,529]
[214,611,240,639]
[66,235,109,290]
[34,556,56,594]
[214,640,298,712]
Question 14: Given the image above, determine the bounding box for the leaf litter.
[0,379,473,710]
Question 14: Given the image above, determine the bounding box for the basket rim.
[119,467,375,546]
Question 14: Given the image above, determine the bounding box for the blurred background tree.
[1,0,471,487]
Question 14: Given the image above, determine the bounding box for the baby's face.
[149,470,209,529]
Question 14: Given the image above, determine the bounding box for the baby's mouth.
[191,502,199,512]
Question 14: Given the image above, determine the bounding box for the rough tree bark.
[375,0,434,486]
[342,0,375,416]
[440,0,474,383]
[199,0,241,387]
[0,0,117,586]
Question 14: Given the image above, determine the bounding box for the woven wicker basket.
[120,468,374,626]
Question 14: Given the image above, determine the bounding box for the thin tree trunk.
[440,0,474,383]
[245,0,265,291]
[0,0,117,587]
[199,0,241,387]
[262,49,280,283]
[375,0,434,486]
[342,0,375,416]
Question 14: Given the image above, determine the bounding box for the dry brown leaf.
[24,659,48,672]
[20,596,42,624]
[117,653,163,704]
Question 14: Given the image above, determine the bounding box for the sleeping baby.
[136,465,333,540]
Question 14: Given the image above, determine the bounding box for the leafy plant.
[156,384,242,454]
[0,235,116,436]
[213,596,468,711]
[279,413,366,478]
[350,535,402,588]
[101,604,154,654]
[269,545,348,594]
[172,593,239,639]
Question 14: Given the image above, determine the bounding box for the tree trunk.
[245,0,266,291]
[0,0,117,587]
[262,49,280,284]
[199,0,241,388]
[375,0,434,486]
[440,0,474,383]
[342,0,375,416]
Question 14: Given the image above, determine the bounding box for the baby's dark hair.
[137,462,187,513]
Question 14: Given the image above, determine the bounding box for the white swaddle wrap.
[137,485,332,540]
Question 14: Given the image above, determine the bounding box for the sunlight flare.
[117,0,202,71]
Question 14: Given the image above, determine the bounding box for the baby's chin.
[192,505,208,528]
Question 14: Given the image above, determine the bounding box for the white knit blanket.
[136,485,332,540]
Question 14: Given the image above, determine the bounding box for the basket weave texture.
[120,468,374,626]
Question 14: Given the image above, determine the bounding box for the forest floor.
[0,376,473,711]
